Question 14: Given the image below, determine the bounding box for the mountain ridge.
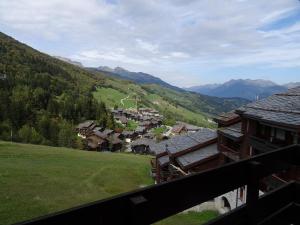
[89,66,183,91]
[186,79,293,100]
[0,31,249,131]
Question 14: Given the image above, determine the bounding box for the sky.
[0,0,300,87]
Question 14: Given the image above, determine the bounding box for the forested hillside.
[0,32,115,147]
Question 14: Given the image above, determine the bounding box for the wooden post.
[246,161,261,225]
[130,195,148,225]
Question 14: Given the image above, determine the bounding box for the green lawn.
[93,87,137,109]
[93,87,127,107]
[0,141,218,225]
[155,211,219,225]
[0,141,152,225]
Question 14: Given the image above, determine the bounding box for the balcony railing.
[219,144,240,161]
[250,136,283,152]
[15,145,299,225]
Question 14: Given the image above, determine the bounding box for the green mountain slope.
[0,31,248,138]
[91,71,249,127]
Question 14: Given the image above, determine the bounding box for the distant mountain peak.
[54,56,83,67]
[284,82,300,89]
[186,79,287,100]
[114,66,128,72]
[91,65,182,91]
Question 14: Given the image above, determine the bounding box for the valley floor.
[0,141,217,225]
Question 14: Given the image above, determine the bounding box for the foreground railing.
[15,145,299,225]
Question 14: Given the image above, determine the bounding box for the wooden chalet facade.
[76,121,96,137]
[151,87,300,189]
[215,87,300,191]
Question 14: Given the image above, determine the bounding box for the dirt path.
[120,95,130,106]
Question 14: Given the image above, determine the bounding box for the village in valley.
[76,86,300,213]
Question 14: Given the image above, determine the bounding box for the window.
[275,129,285,141]
[239,187,244,200]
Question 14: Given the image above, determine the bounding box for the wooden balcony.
[15,145,299,225]
[250,136,283,153]
[219,144,240,161]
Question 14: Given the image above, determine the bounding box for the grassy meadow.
[0,141,152,225]
[0,141,218,225]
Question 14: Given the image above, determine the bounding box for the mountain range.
[88,66,182,91]
[0,32,249,130]
[186,79,299,100]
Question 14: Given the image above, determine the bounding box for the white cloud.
[136,39,159,54]
[0,0,300,86]
[72,49,151,66]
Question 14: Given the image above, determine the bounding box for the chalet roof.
[236,86,300,128]
[157,155,170,167]
[111,137,122,145]
[167,128,217,155]
[176,143,218,169]
[87,135,106,145]
[114,133,123,138]
[122,130,136,137]
[131,138,155,147]
[176,122,201,131]
[136,126,146,133]
[218,122,244,141]
[102,129,114,136]
[93,127,104,132]
[93,131,108,139]
[214,111,240,126]
[139,121,151,126]
[77,121,95,129]
[150,128,217,156]
[149,140,169,156]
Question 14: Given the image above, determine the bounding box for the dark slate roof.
[136,126,146,133]
[139,121,151,126]
[93,131,108,139]
[77,121,95,129]
[111,137,122,145]
[93,127,104,132]
[176,143,218,169]
[149,140,169,156]
[176,122,201,131]
[215,111,239,122]
[149,128,217,156]
[236,87,300,127]
[102,129,114,136]
[218,122,243,140]
[167,128,217,155]
[158,155,170,167]
[122,131,136,137]
[131,138,155,147]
